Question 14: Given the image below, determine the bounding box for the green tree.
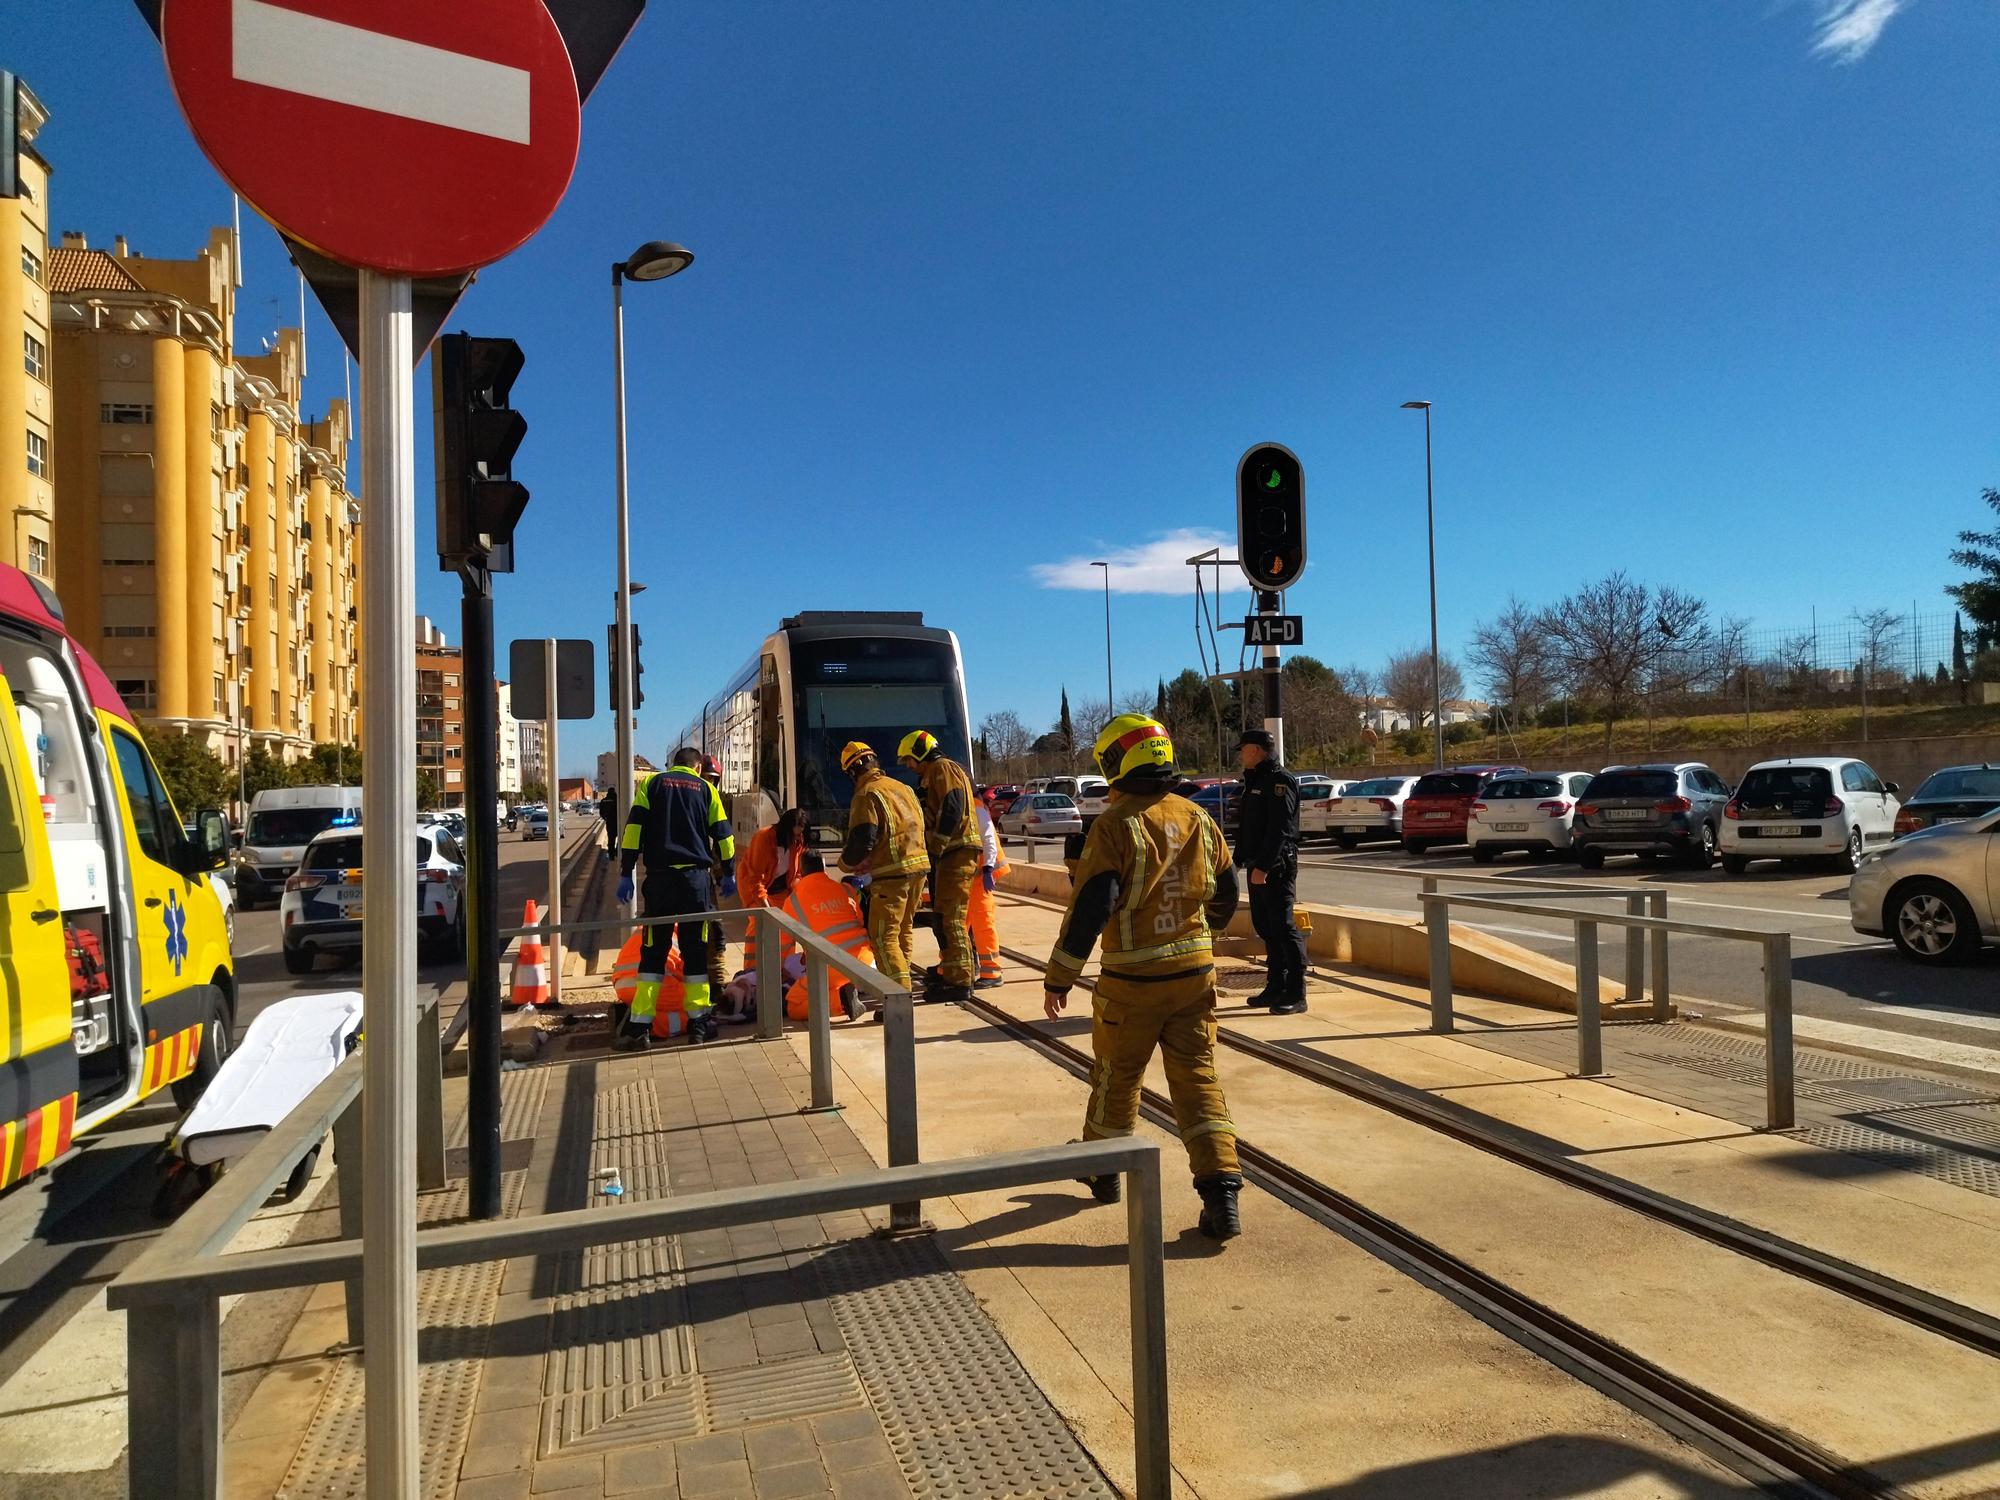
[1056,688,1075,755]
[300,742,361,785]
[521,778,548,804]
[243,746,296,798]
[143,731,232,817]
[1947,488,2000,634]
[417,770,441,810]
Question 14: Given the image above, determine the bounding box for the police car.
[282,821,468,973]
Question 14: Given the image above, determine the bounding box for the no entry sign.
[162,0,582,276]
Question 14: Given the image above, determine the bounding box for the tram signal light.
[608,623,646,712]
[1235,442,1306,592]
[434,333,529,571]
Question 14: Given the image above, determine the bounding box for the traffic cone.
[509,899,551,1010]
[611,930,642,1005]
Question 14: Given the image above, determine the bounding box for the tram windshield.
[792,637,971,839]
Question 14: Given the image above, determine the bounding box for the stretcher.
[153,990,364,1218]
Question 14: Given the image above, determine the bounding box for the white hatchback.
[1721,757,1902,874]
[1466,772,1596,862]
[1318,776,1420,849]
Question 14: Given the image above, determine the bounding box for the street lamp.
[1090,561,1113,710]
[1401,400,1443,770]
[612,241,693,862]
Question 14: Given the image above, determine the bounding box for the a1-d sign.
[1244,614,1303,647]
[160,0,582,276]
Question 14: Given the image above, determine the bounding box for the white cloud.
[1808,0,1909,63]
[1031,529,1233,596]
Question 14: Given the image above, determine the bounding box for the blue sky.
[12,1,1998,775]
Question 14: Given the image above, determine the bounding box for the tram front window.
[792,642,968,841]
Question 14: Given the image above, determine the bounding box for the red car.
[1400,765,1528,854]
[986,784,1025,816]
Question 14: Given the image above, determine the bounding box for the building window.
[26,538,48,578]
[113,679,157,710]
[272,691,279,719]
[23,332,47,382]
[210,404,223,439]
[100,403,154,425]
[268,576,277,608]
[214,675,226,713]
[444,673,460,687]
[103,625,156,638]
[25,432,48,478]
[20,246,42,283]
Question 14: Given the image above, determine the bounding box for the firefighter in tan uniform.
[836,741,931,996]
[898,729,979,1004]
[1043,714,1245,1240]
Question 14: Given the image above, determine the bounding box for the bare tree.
[978,710,1032,771]
[1536,572,1712,753]
[1279,655,1360,762]
[1382,648,1465,730]
[1074,698,1114,759]
[1468,596,1551,724]
[1853,608,1903,740]
[1117,686,1157,715]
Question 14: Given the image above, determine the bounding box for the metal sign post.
[460,572,502,1220]
[358,268,419,1496]
[1256,589,1285,764]
[543,638,563,1007]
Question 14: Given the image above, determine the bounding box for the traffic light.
[608,623,646,711]
[1235,442,1306,592]
[433,333,529,570]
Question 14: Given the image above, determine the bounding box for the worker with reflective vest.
[737,807,808,970]
[617,747,737,1049]
[1043,714,1245,1241]
[897,729,980,1003]
[697,754,732,996]
[836,741,929,994]
[968,790,1010,987]
[779,853,871,1022]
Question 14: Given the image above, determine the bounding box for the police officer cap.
[1235,729,1276,751]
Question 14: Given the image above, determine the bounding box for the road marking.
[232,0,533,144]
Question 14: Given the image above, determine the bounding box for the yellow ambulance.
[0,564,234,1192]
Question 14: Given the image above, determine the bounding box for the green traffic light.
[1263,468,1282,489]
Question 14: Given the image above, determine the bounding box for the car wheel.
[284,943,314,976]
[171,986,233,1111]
[1887,879,1982,965]
[1720,854,1749,876]
[1839,827,1864,874]
[1471,845,1496,865]
[1576,847,1605,870]
[1683,823,1718,870]
[1335,835,1359,851]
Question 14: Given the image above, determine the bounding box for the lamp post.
[612,241,693,872]
[1090,560,1113,709]
[1401,400,1442,770]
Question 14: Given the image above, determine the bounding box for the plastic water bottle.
[597,1165,624,1198]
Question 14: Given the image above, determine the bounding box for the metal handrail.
[1419,890,1794,1129]
[111,1139,1172,1500]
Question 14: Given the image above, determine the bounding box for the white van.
[235,785,364,908]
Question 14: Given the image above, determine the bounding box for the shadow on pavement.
[1271,1433,1757,1498]
[1793,946,2000,1010]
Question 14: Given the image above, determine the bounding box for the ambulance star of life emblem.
[164,889,188,977]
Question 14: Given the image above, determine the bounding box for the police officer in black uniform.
[1234,729,1308,1013]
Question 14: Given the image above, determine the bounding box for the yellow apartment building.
[1,76,54,580]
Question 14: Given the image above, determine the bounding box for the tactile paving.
[813,1234,1117,1499]
[446,1063,549,1148]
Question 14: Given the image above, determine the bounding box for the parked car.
[1467,772,1597,862]
[1893,764,2000,836]
[283,824,468,973]
[234,784,363,909]
[1399,766,1527,853]
[523,806,550,841]
[986,784,1024,815]
[1848,807,1999,964]
[188,820,237,950]
[1000,792,1082,839]
[1187,780,1244,834]
[1571,762,1732,870]
[1319,776,1420,849]
[1294,781,1345,841]
[1075,776,1111,825]
[1721,757,1901,874]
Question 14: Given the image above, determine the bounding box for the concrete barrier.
[998,864,1659,1019]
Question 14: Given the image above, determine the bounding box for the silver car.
[1848,808,1999,964]
[1000,792,1083,839]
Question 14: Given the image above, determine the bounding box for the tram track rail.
[967,942,1993,1498]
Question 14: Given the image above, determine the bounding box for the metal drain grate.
[1216,966,1267,991]
[1801,1122,2000,1198]
[814,1235,1116,1499]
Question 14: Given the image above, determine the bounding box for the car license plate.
[1605,809,1648,821]
[1938,816,1968,826]
[337,887,363,912]
[1759,823,1802,837]
[1344,824,1369,834]
[1423,811,1450,820]
[1493,822,1528,833]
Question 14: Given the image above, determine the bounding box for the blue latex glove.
[844,873,872,891]
[616,875,635,905]
[720,874,738,899]
[981,867,996,893]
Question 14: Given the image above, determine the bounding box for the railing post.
[416,997,445,1192]
[126,1294,220,1498]
[1649,890,1671,1022]
[883,986,922,1231]
[1124,1145,1171,1500]
[1763,932,1795,1130]
[333,1095,365,1347]
[805,949,837,1113]
[1420,874,1437,910]
[1623,893,1644,1009]
[756,910,783,1041]
[1422,893,1454,1033]
[1573,918,1603,1077]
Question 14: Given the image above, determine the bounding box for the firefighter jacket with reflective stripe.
[780,871,875,966]
[1235,759,1301,873]
[621,767,736,876]
[839,769,930,878]
[1044,789,1237,992]
[916,756,981,858]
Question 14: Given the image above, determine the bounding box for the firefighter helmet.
[1093,714,1176,786]
[839,741,877,774]
[699,754,721,781]
[896,729,939,763]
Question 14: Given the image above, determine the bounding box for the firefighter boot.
[1074,1149,1122,1204]
[1196,1173,1243,1241]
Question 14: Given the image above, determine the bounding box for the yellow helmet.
[896,729,938,763]
[1093,714,1175,785]
[839,741,877,774]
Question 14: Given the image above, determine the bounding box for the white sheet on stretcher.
[177,990,364,1166]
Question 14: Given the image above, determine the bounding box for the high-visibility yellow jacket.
[838,768,930,878]
[916,756,981,858]
[621,766,736,875]
[1044,787,1237,993]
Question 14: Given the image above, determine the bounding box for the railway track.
[965,941,1999,1499]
